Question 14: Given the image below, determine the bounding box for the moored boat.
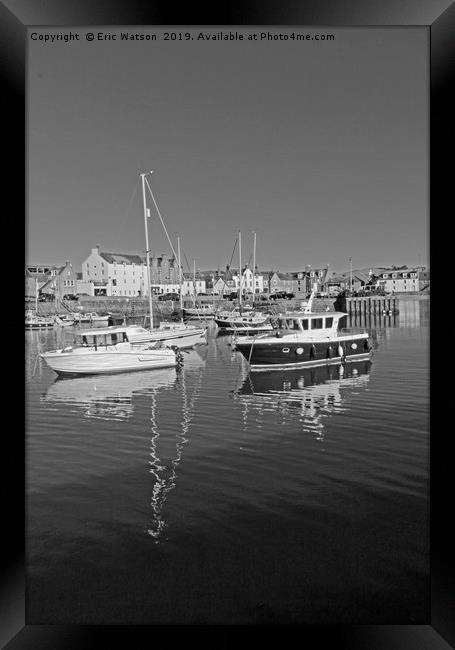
[40,325,181,376]
[233,307,373,371]
[25,309,55,329]
[215,310,274,333]
[182,303,216,320]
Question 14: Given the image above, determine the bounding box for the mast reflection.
[147,348,205,541]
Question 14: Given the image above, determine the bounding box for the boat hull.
[25,321,55,329]
[235,335,372,370]
[41,349,177,376]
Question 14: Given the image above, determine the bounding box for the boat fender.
[327,345,334,359]
[276,331,283,338]
[338,344,344,358]
[363,339,372,352]
[310,344,316,360]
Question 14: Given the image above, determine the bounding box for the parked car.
[63,294,78,301]
[270,291,294,300]
[158,292,180,301]
[39,293,55,302]
[76,292,90,297]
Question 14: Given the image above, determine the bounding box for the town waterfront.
[26,297,429,624]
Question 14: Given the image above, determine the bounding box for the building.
[336,269,371,293]
[268,272,298,294]
[25,264,60,298]
[81,246,178,297]
[375,268,421,294]
[418,268,430,291]
[212,265,267,296]
[38,261,80,299]
[181,273,207,296]
[212,265,237,296]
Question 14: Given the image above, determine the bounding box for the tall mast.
[177,236,184,320]
[193,259,196,305]
[252,231,256,305]
[35,277,38,313]
[141,171,154,330]
[238,230,242,309]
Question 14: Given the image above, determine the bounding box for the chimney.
[91,245,100,255]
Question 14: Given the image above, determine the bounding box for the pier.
[335,295,399,316]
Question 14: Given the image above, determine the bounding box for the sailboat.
[181,259,216,320]
[214,231,273,333]
[138,173,208,349]
[40,172,192,376]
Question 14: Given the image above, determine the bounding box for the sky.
[28,27,428,274]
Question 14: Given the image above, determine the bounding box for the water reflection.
[41,369,178,421]
[235,361,372,441]
[40,348,206,422]
[147,348,205,541]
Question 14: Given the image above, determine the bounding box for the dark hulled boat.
[233,307,373,371]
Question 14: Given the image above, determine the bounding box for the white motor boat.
[40,326,181,376]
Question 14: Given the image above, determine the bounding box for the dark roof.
[99,252,146,264]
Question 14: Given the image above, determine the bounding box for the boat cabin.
[273,311,347,335]
[75,326,148,349]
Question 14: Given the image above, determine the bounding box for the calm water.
[26,298,429,624]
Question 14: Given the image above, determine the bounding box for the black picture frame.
[5,1,452,647]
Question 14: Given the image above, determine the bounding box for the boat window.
[291,319,301,330]
[122,332,128,342]
[325,317,334,328]
[111,333,118,345]
[301,319,309,330]
[311,318,323,329]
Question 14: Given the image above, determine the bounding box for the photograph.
[19,17,438,636]
[24,24,430,627]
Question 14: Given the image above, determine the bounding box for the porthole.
[296,347,304,355]
[282,348,290,353]
[351,343,358,350]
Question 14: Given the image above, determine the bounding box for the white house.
[181,274,207,296]
[235,267,264,294]
[81,246,178,297]
[376,269,419,293]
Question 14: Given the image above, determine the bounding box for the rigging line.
[125,176,141,220]
[144,176,179,262]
